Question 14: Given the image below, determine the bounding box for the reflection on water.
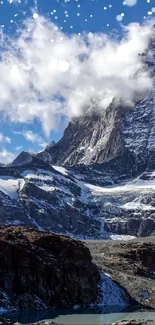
[5,307,155,325]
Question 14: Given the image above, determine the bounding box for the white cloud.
[18,130,47,148]
[0,133,11,143]
[7,0,22,3]
[0,16,154,135]
[16,145,23,151]
[123,0,137,6]
[0,149,15,164]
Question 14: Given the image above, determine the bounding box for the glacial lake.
[6,307,155,325]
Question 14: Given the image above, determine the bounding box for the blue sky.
[0,0,154,163]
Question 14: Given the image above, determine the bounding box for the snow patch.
[21,170,53,181]
[6,220,24,226]
[109,234,136,240]
[121,201,155,211]
[52,165,68,175]
[0,176,25,199]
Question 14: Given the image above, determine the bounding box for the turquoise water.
[6,308,155,325]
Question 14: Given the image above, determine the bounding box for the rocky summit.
[0,226,100,311]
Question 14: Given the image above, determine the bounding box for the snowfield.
[52,165,68,176]
[83,175,155,195]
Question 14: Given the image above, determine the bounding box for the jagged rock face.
[0,226,100,311]
[38,89,155,172]
[38,102,125,166]
[37,37,155,172]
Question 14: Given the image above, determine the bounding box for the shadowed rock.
[0,226,100,311]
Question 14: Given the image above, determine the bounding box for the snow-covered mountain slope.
[1,157,155,237]
[0,159,102,238]
[84,171,155,237]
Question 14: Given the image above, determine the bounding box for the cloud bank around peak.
[0,16,154,135]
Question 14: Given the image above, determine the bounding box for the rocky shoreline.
[0,318,154,325]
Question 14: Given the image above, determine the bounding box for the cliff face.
[0,226,100,311]
[38,101,125,167]
[38,88,155,173]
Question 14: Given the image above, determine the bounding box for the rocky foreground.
[0,226,100,311]
[1,226,155,315]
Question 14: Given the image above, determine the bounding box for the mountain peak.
[10,151,35,167]
[45,140,56,150]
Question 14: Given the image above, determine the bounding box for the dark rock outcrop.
[0,227,100,311]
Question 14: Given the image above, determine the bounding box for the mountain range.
[0,33,155,239]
